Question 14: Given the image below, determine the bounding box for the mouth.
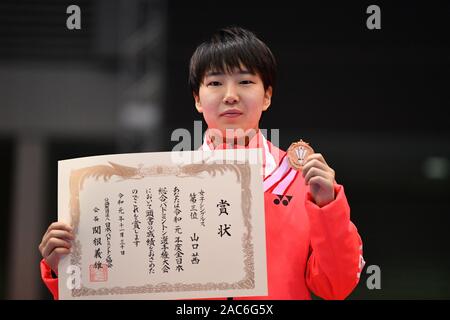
[220,109,243,118]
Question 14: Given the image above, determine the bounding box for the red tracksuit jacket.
[40,132,364,299]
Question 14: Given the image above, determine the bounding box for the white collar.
[200,131,277,179]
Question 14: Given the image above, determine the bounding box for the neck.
[207,128,260,149]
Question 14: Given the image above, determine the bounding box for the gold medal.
[287,139,315,171]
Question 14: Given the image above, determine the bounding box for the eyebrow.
[205,70,255,77]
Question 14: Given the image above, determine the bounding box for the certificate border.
[67,161,255,297]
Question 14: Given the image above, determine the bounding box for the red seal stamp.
[89,264,108,282]
[287,139,315,171]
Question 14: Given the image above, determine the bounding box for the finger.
[46,222,73,234]
[42,238,72,261]
[42,237,72,259]
[42,238,72,259]
[302,159,330,178]
[40,229,71,253]
[42,230,74,249]
[304,167,333,185]
[308,175,334,189]
[304,153,329,167]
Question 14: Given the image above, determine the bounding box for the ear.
[262,86,272,111]
[194,92,203,113]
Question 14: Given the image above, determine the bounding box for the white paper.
[58,149,267,299]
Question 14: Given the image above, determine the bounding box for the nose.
[223,83,239,105]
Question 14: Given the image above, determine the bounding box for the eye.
[207,81,221,87]
[240,80,254,85]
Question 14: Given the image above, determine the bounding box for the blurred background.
[0,0,449,299]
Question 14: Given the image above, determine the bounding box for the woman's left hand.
[302,153,336,207]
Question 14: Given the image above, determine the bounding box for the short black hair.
[189,26,277,96]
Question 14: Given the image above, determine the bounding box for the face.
[194,67,272,141]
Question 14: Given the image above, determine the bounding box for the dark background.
[0,0,449,299]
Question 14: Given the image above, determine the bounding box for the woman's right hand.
[38,222,74,275]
